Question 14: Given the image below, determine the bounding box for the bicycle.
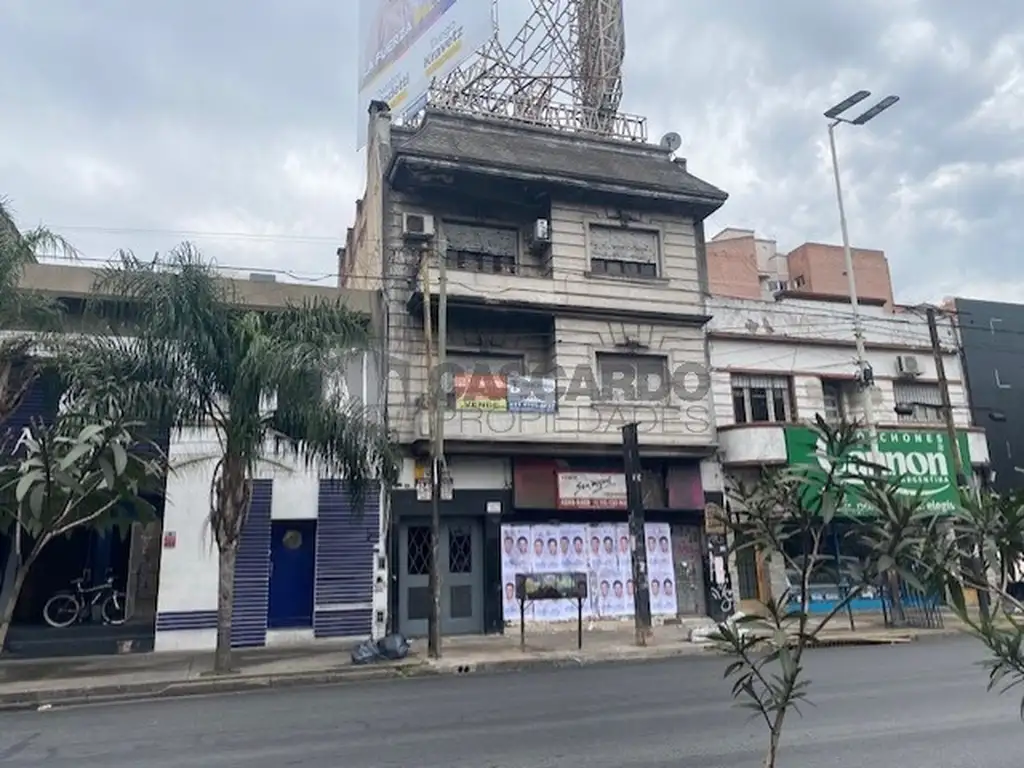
[42,570,127,628]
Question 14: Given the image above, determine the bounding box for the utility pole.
[823,90,899,464]
[622,424,651,645]
[828,120,879,464]
[926,306,990,621]
[421,249,441,658]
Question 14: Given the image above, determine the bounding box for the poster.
[645,523,676,616]
[501,524,532,622]
[499,522,681,623]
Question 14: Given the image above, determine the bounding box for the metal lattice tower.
[429,0,646,141]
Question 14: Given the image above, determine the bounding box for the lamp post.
[823,90,900,462]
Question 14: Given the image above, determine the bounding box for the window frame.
[893,380,945,424]
[820,378,850,423]
[730,373,793,424]
[586,222,663,280]
[441,219,521,275]
[595,351,671,403]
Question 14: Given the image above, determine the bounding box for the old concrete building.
[344,102,729,637]
[704,229,990,615]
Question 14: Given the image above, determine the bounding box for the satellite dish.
[659,131,682,152]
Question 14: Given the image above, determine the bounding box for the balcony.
[717,422,992,468]
[718,424,789,466]
[416,256,555,309]
[413,371,715,454]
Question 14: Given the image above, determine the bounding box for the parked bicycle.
[42,570,127,628]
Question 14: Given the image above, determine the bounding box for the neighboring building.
[705,231,990,613]
[345,102,730,637]
[954,297,1024,494]
[3,263,385,656]
[706,228,894,306]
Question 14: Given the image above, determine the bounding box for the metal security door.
[398,524,432,637]
[442,520,483,635]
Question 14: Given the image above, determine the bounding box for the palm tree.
[63,244,399,673]
[0,197,79,639]
[0,197,77,422]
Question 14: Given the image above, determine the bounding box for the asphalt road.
[0,636,1021,767]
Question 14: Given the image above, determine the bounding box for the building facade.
[2,263,386,656]
[344,102,730,636]
[954,297,1024,494]
[706,231,991,613]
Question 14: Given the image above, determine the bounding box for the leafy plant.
[0,413,163,651]
[714,417,926,767]
[937,491,1024,719]
[61,245,399,673]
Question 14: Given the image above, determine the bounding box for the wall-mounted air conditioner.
[402,212,435,240]
[528,218,551,251]
[896,355,920,377]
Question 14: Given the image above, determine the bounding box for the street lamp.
[824,90,900,462]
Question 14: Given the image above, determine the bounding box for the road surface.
[0,636,1021,766]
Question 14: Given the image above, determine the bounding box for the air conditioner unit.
[401,212,435,240]
[529,218,551,251]
[896,355,921,377]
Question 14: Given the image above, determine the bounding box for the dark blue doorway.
[268,520,317,629]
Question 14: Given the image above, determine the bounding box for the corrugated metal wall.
[314,480,379,639]
[229,479,273,648]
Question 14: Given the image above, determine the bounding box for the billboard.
[356,0,494,148]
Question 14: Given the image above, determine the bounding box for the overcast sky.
[1,0,1021,303]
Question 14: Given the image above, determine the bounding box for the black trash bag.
[351,638,382,665]
[376,632,410,661]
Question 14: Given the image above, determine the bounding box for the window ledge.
[590,399,678,410]
[583,272,670,287]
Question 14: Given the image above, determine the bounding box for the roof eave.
[388,154,728,217]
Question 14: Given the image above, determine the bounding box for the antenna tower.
[429,0,646,141]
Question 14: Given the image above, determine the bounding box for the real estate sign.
[784,427,971,516]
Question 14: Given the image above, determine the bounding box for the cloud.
[0,0,1021,302]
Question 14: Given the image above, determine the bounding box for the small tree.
[933,490,1024,718]
[714,418,927,768]
[0,414,163,651]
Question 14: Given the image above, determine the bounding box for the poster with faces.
[591,523,621,618]
[560,524,588,572]
[644,523,677,616]
[500,525,532,622]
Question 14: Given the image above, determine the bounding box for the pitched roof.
[390,109,727,212]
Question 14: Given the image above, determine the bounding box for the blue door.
[267,520,317,629]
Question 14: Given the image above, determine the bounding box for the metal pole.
[926,306,990,621]
[421,253,441,659]
[828,121,879,461]
[622,423,652,645]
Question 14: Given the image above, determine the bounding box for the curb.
[0,629,964,711]
[0,661,438,713]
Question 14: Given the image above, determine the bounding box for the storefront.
[781,426,971,615]
[499,457,718,625]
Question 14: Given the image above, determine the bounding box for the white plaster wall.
[395,455,511,490]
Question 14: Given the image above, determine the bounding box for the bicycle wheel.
[101,591,127,626]
[43,592,81,628]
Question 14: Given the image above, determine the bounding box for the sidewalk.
[0,617,961,711]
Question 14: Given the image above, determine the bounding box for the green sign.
[784,426,971,517]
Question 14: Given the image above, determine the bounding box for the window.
[596,352,669,402]
[821,379,849,423]
[894,381,944,424]
[588,224,660,279]
[444,221,519,274]
[731,374,792,423]
[443,353,524,408]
